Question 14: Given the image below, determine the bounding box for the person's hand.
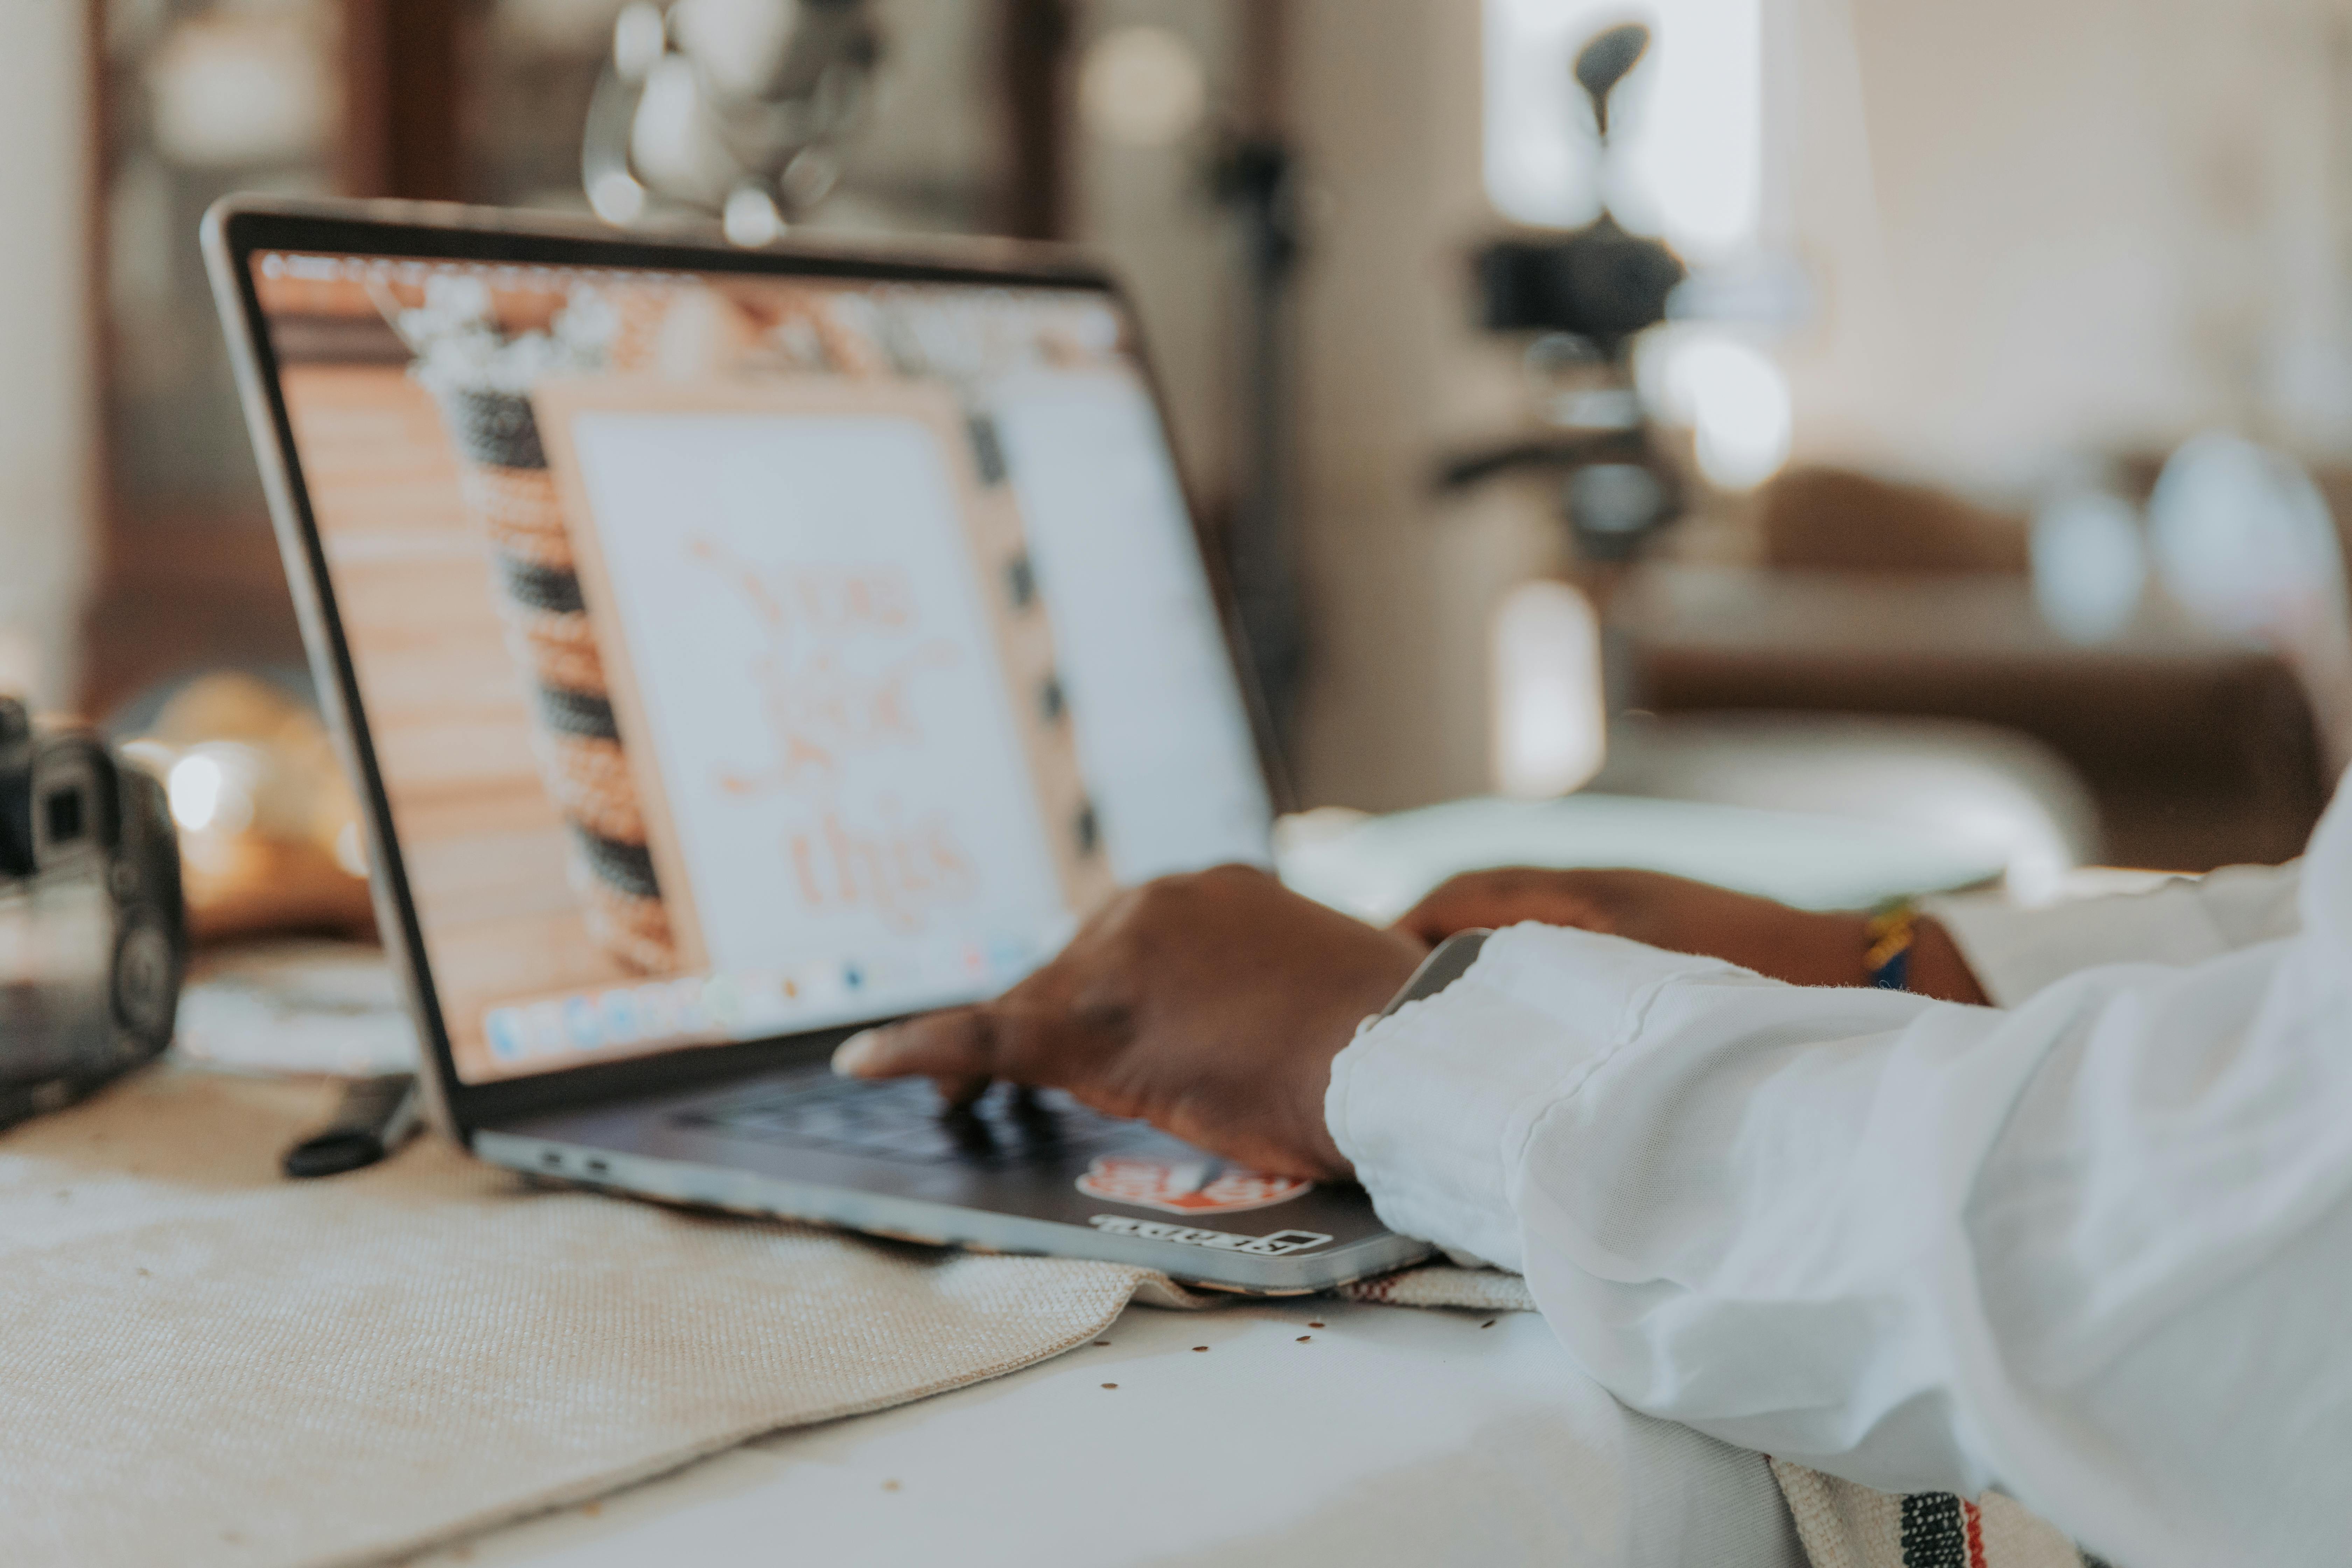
[1394,867,1868,985]
[831,864,1426,1180]
[1394,866,1987,1003]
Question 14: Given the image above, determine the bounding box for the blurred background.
[11,0,2352,930]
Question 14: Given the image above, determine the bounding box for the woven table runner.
[1,1069,1208,1568]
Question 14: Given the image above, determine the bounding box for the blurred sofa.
[1620,467,2331,873]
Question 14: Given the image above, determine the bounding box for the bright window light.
[167,751,226,833]
[1484,0,1762,260]
[1643,330,1790,489]
[1492,579,1607,798]
[334,819,370,879]
[166,743,259,836]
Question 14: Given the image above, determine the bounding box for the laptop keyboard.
[675,1074,1139,1167]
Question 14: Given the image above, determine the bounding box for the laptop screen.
[247,249,1272,1084]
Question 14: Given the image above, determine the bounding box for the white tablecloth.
[425,1294,1804,1568]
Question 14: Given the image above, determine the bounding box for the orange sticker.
[1075,1156,1310,1215]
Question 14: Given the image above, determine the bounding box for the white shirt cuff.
[1324,922,1743,1271]
[1924,882,2233,1008]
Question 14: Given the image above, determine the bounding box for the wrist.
[1862,899,1921,990]
[1746,908,1878,988]
[1905,917,1989,1004]
[1831,905,1986,1003]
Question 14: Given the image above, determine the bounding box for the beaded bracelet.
[1864,898,1918,991]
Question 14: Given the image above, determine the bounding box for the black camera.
[0,697,185,1130]
[1444,22,1688,561]
[1475,217,1686,351]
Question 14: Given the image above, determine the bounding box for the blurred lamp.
[722,184,787,246]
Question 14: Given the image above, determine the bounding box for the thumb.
[833,1003,1107,1107]
[832,1006,999,1105]
[1391,890,1478,947]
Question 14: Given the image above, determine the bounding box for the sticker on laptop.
[1088,1214,1332,1255]
[1075,1156,1310,1215]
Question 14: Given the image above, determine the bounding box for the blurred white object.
[167,746,245,834]
[721,184,786,246]
[1079,25,1208,149]
[1275,793,2007,926]
[1667,253,1815,330]
[588,167,649,224]
[630,52,736,205]
[2149,433,2344,641]
[334,820,369,879]
[586,0,877,228]
[1592,712,2097,905]
[2149,432,2352,769]
[1643,330,1791,489]
[0,629,41,704]
[2031,486,2146,644]
[1484,0,1761,259]
[1491,579,1606,798]
[674,0,803,103]
[613,2,668,82]
[147,16,329,169]
[174,941,417,1078]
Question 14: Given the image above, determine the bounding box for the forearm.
[1392,865,1990,1002]
[1331,902,2352,1568]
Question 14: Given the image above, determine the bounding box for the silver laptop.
[203,197,1432,1293]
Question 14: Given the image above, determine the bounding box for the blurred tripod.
[1439,24,1687,577]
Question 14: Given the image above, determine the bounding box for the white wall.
[1780,0,2352,498]
[1288,0,1554,810]
[1070,0,1248,509]
[0,2,93,709]
[1286,0,2352,810]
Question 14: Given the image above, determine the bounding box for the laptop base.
[475,1068,1430,1295]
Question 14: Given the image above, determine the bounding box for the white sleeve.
[1327,777,2352,1568]
[1923,861,2303,1006]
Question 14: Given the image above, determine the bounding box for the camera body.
[1474,220,1686,354]
[0,697,185,1129]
